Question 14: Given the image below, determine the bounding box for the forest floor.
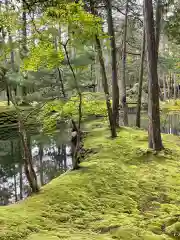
[1,119,180,240]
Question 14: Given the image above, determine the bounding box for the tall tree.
[106,0,119,126]
[121,0,129,126]
[90,0,117,138]
[144,0,163,150]
[136,26,145,128]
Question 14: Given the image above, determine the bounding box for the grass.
[1,120,180,239]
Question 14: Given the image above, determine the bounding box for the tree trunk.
[39,143,44,186]
[11,140,18,202]
[62,144,67,170]
[21,1,28,97]
[174,73,177,100]
[163,73,167,101]
[19,120,39,193]
[106,0,119,126]
[63,43,83,169]
[121,0,129,126]
[144,0,163,151]
[90,0,116,138]
[166,75,170,99]
[6,85,10,106]
[136,27,145,128]
[155,0,163,60]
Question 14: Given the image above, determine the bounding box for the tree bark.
[90,0,116,138]
[155,0,163,60]
[174,73,176,100]
[106,0,120,126]
[19,120,39,193]
[121,0,129,126]
[144,0,163,151]
[136,27,145,128]
[39,143,44,186]
[163,73,167,101]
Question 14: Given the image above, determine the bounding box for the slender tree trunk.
[163,73,167,101]
[18,139,23,200]
[121,0,129,126]
[166,75,170,99]
[155,0,163,60]
[19,120,39,192]
[106,0,119,126]
[136,27,145,128]
[62,144,67,170]
[174,73,177,100]
[21,1,28,97]
[63,43,82,169]
[39,143,44,186]
[90,0,116,138]
[11,140,18,202]
[144,0,163,151]
[6,85,10,106]
[19,162,23,200]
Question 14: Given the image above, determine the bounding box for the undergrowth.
[1,120,180,239]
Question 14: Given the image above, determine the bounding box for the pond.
[1,111,180,206]
[0,123,72,206]
[128,112,180,135]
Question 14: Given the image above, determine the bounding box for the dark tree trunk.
[18,139,23,200]
[63,44,82,169]
[62,144,67,170]
[39,143,44,186]
[106,0,119,126]
[6,85,10,106]
[144,0,163,151]
[136,27,145,128]
[90,0,116,138]
[19,120,39,193]
[121,0,129,126]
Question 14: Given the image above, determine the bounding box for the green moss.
[1,119,180,239]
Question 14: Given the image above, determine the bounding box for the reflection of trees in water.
[0,132,72,206]
[128,113,180,135]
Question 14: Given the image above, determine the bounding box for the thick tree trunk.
[144,0,163,151]
[106,0,119,126]
[121,0,129,126]
[136,27,145,128]
[90,0,116,138]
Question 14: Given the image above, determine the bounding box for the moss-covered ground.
[1,120,180,239]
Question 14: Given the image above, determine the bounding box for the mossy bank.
[1,120,180,240]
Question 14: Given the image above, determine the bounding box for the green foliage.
[0,120,180,239]
[40,92,106,133]
[166,6,180,44]
[23,42,64,71]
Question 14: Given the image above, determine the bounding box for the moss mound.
[1,120,180,239]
